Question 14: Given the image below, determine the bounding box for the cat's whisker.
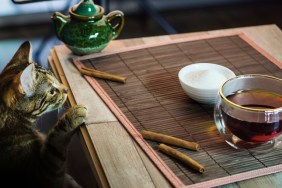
[57,103,68,118]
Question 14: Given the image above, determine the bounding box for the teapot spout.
[51,12,70,40]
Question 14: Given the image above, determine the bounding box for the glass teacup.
[214,74,282,152]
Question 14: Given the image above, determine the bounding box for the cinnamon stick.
[158,144,205,173]
[79,67,127,83]
[141,130,200,151]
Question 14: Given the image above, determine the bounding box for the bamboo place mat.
[73,34,282,187]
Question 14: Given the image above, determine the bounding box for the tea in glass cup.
[214,74,282,152]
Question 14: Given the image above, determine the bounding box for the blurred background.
[0,0,282,187]
[0,0,282,68]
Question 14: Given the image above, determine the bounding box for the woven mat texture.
[80,35,282,185]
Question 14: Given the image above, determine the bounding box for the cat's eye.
[50,88,56,95]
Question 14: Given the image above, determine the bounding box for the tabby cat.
[0,41,87,188]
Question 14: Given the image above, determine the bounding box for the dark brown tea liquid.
[222,90,282,142]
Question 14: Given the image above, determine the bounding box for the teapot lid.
[72,0,97,16]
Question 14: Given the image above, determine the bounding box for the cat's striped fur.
[0,41,87,187]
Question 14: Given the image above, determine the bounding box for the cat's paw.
[64,105,88,129]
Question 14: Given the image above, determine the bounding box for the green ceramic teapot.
[51,0,124,55]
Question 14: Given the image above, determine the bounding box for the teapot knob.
[73,0,97,16]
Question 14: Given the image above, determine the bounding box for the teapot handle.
[106,10,125,40]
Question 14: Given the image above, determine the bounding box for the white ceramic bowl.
[178,63,236,104]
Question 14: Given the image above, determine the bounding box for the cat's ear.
[19,63,36,97]
[2,41,33,73]
[11,41,32,64]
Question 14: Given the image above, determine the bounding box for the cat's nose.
[62,86,68,94]
[64,88,68,94]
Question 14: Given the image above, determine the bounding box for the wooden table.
[49,24,282,188]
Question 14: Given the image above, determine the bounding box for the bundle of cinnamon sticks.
[141,130,205,173]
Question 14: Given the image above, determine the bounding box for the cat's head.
[0,41,68,117]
